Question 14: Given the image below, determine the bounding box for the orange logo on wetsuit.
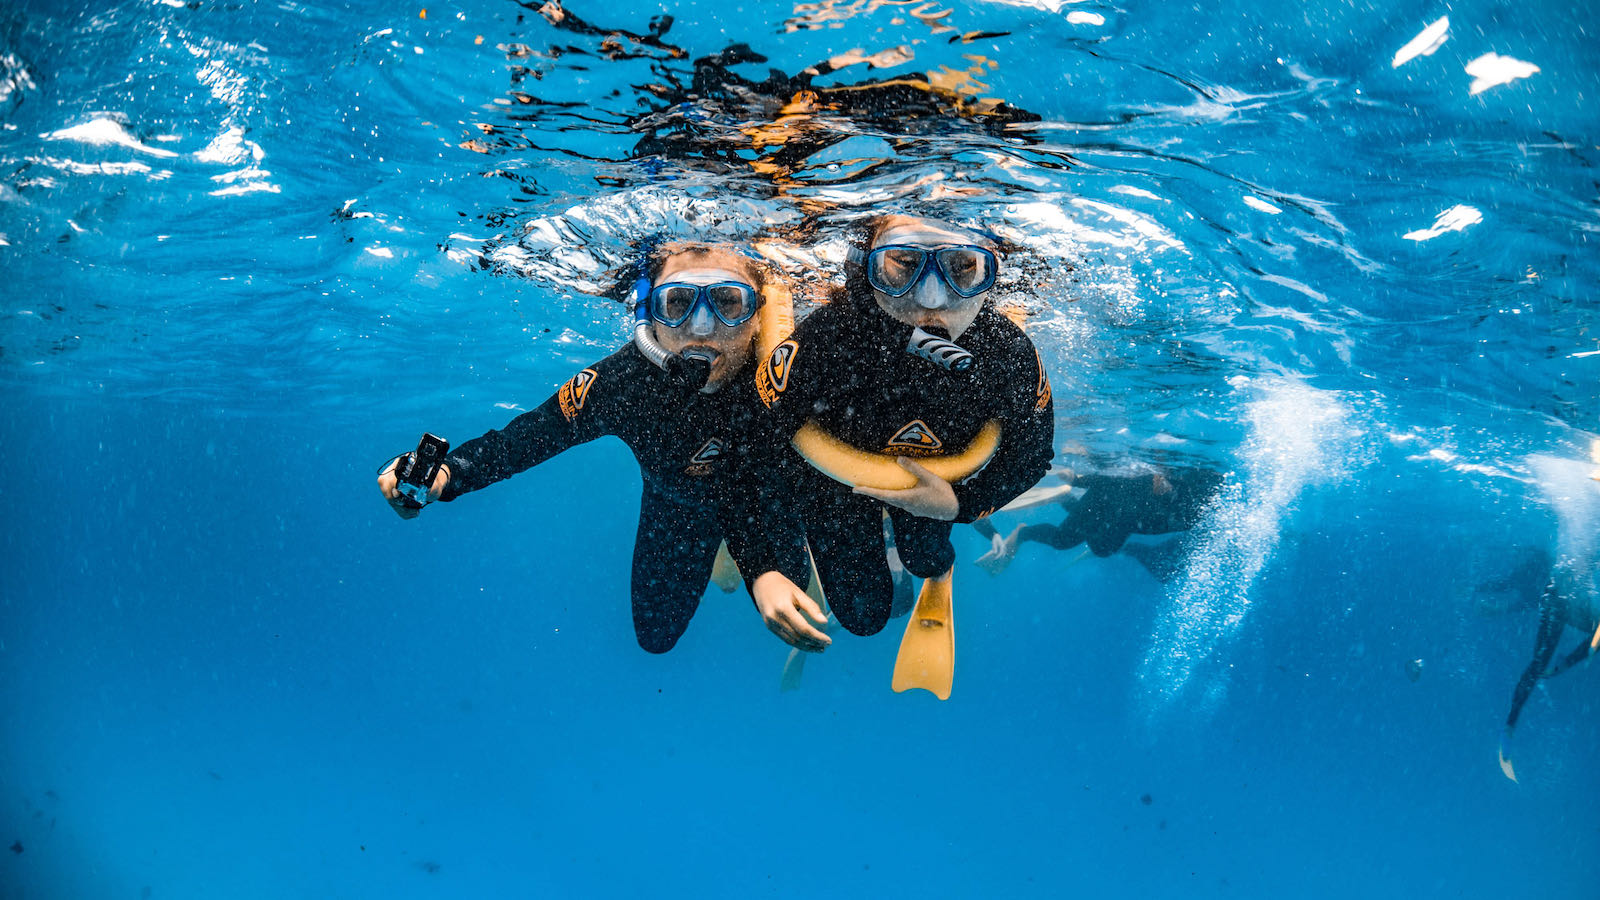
[886,420,943,455]
[683,437,725,476]
[1034,349,1052,411]
[558,368,598,422]
[756,339,798,408]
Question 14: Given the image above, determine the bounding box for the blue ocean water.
[2,0,1597,896]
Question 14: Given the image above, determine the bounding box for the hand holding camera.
[377,433,450,519]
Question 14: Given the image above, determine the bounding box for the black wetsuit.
[1019,469,1223,557]
[1504,575,1598,740]
[438,345,808,653]
[754,298,1055,635]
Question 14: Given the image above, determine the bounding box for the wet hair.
[644,241,767,291]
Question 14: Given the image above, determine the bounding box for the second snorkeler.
[378,243,828,655]
[749,214,1056,697]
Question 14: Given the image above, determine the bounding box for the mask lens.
[868,247,927,295]
[651,285,698,325]
[707,283,758,324]
[936,247,995,296]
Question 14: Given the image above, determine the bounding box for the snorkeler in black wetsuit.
[752,215,1055,639]
[974,468,1223,579]
[378,243,822,655]
[1497,558,1598,781]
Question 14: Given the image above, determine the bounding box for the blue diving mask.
[866,244,998,299]
[647,281,762,328]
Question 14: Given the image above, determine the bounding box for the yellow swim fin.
[709,540,741,593]
[892,574,955,700]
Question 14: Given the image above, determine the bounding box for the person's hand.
[377,459,450,520]
[854,457,959,521]
[751,571,831,653]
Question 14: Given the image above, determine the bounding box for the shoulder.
[556,345,650,421]
[971,305,1035,349]
[790,300,851,343]
[970,308,1051,409]
[967,308,1040,371]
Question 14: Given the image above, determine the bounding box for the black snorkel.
[629,275,713,391]
[906,325,973,372]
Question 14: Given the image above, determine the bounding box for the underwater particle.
[9,840,20,854]
[1405,658,1424,682]
[418,861,441,874]
[1140,793,1153,805]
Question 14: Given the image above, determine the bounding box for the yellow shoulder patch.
[756,339,798,408]
[558,368,599,422]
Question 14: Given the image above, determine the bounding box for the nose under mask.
[912,279,950,310]
[689,305,717,336]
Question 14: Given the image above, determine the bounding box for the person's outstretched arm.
[376,354,627,517]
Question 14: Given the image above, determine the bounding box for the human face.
[652,253,761,393]
[869,218,996,340]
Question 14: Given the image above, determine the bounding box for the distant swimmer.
[747,213,1055,698]
[378,240,826,655]
[973,468,1223,579]
[1499,576,1598,781]
[1496,451,1600,781]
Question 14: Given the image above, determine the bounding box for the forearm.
[720,454,812,590]
[439,397,587,499]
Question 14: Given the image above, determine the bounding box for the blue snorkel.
[630,271,712,391]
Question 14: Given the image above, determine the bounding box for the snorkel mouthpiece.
[671,353,713,390]
[907,326,974,372]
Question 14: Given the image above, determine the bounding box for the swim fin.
[892,573,955,700]
[780,646,808,692]
[779,550,831,693]
[1498,727,1518,783]
[710,540,741,593]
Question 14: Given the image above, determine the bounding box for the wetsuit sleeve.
[437,359,618,500]
[717,448,812,591]
[731,318,835,586]
[950,342,1055,523]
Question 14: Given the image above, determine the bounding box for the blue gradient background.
[3,0,1597,896]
